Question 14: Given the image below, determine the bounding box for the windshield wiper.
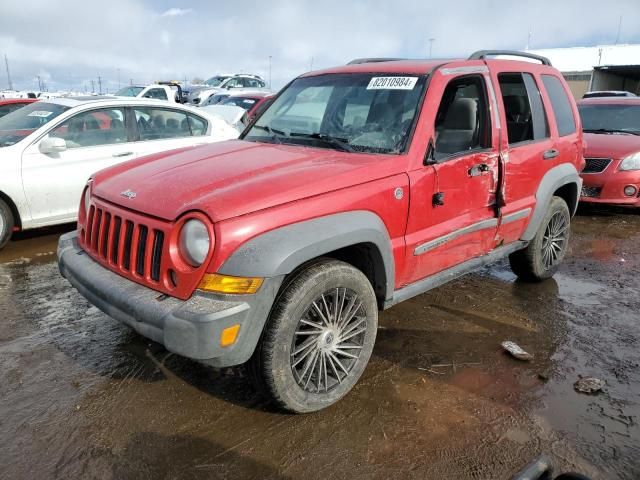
[252,124,287,143]
[584,128,640,136]
[289,132,356,153]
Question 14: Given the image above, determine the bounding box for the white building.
[528,44,640,99]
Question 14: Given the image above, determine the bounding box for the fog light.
[624,185,637,197]
[198,273,263,294]
[220,324,240,347]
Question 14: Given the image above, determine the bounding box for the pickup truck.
[58,50,584,413]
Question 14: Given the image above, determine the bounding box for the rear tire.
[509,196,571,282]
[0,199,14,250]
[250,259,378,413]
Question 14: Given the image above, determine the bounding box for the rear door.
[488,68,567,244]
[21,107,133,225]
[404,73,500,283]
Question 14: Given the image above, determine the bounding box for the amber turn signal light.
[198,273,263,294]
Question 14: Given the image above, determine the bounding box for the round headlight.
[179,219,210,267]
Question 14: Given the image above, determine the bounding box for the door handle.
[468,163,491,177]
[543,149,560,160]
[112,151,134,158]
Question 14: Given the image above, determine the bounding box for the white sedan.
[0,96,239,249]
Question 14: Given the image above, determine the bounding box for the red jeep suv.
[58,51,583,413]
[578,97,640,207]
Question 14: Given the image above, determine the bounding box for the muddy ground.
[1,208,639,480]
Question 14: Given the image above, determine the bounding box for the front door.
[403,73,500,284]
[21,107,133,225]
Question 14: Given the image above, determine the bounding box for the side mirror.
[39,136,67,154]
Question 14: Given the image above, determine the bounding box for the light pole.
[268,55,272,89]
[428,38,435,59]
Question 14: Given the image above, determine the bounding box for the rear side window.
[498,73,549,145]
[133,107,206,140]
[542,75,576,136]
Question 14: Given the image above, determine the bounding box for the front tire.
[0,199,14,250]
[251,259,378,413]
[509,196,571,282]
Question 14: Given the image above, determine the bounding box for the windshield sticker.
[367,77,418,90]
[27,111,54,118]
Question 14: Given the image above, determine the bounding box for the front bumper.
[580,170,640,207]
[58,231,282,367]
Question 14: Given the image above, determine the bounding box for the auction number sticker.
[367,76,418,90]
[28,111,53,118]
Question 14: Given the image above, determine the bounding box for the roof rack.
[347,58,407,65]
[468,50,552,66]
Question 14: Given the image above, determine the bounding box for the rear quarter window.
[542,75,576,137]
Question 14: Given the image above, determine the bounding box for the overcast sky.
[1,0,639,93]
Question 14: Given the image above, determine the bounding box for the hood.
[92,140,404,222]
[584,132,640,160]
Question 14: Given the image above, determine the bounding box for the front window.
[242,73,427,154]
[579,104,640,135]
[115,86,144,97]
[49,108,127,148]
[205,76,230,87]
[0,102,69,147]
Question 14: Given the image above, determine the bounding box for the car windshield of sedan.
[243,73,427,154]
[579,104,640,135]
[205,76,230,87]
[115,86,144,97]
[0,102,70,147]
[221,96,259,111]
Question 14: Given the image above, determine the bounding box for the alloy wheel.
[290,288,367,393]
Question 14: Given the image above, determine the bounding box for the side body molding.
[521,163,582,241]
[219,211,396,301]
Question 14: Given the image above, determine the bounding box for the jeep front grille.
[85,205,165,283]
[582,158,611,174]
[581,186,602,198]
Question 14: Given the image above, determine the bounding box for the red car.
[220,93,274,120]
[59,51,583,412]
[578,97,640,207]
[0,98,37,118]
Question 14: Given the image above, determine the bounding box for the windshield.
[205,76,230,87]
[0,102,69,147]
[242,73,426,154]
[221,96,259,111]
[115,86,144,97]
[579,104,640,134]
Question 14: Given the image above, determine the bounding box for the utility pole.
[36,75,42,91]
[268,55,272,89]
[129,78,133,86]
[428,38,435,59]
[91,79,95,93]
[4,54,13,90]
[97,75,102,95]
[615,15,622,44]
[526,29,532,50]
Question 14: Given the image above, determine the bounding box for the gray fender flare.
[219,210,396,301]
[521,163,582,241]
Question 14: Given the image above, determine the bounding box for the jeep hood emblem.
[120,189,137,200]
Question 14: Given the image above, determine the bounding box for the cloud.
[1,0,639,93]
[160,7,193,17]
